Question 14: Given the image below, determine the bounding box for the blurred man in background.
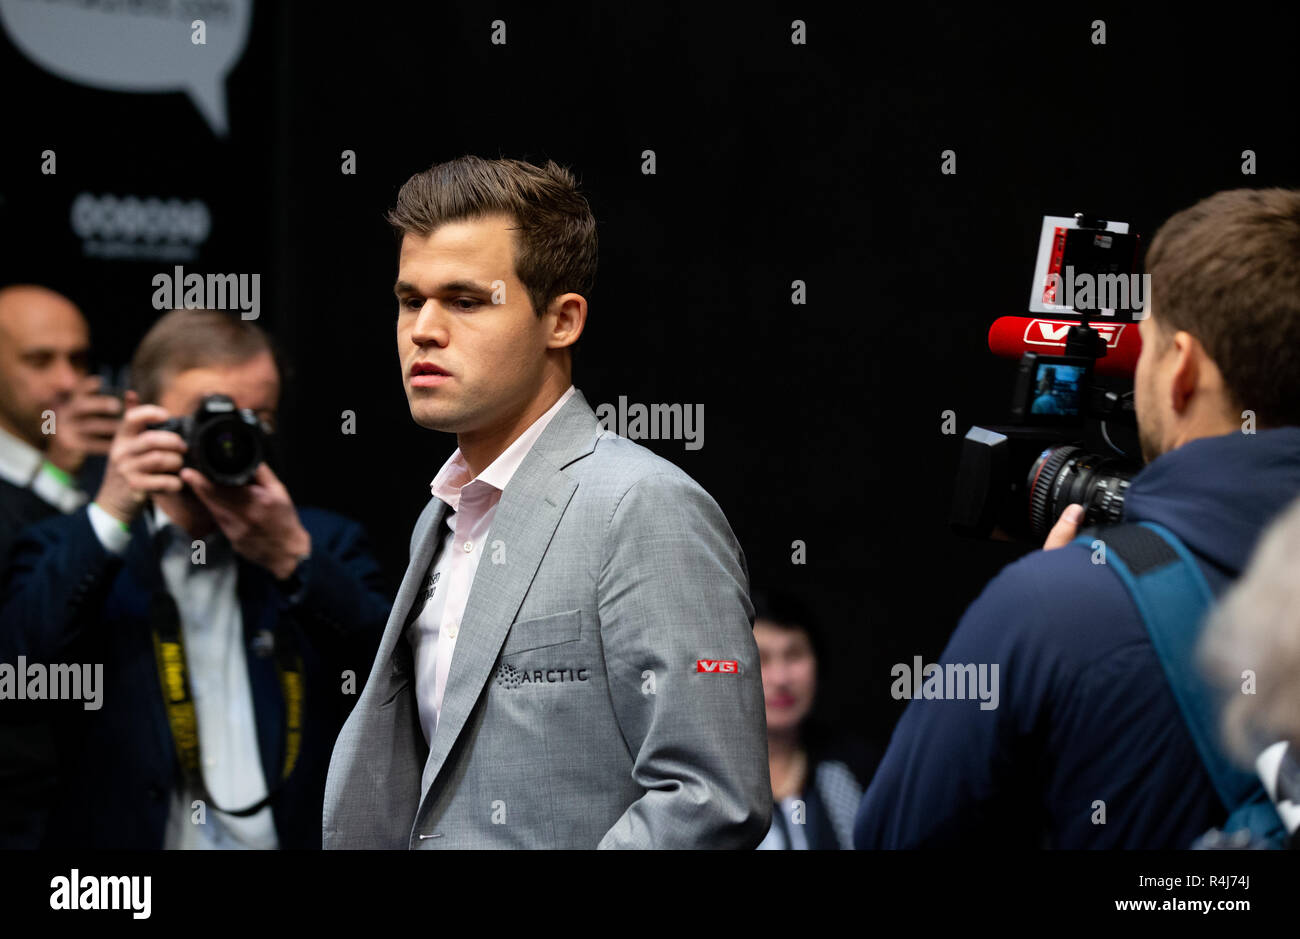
[0,284,121,558]
[0,283,122,848]
[0,309,390,849]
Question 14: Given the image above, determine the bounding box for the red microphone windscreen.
[987,316,1142,376]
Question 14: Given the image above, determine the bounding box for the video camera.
[951,213,1147,543]
[151,393,269,487]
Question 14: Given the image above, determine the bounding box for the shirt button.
[447,621,459,638]
[463,541,473,552]
[204,757,217,769]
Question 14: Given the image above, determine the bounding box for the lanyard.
[148,590,304,818]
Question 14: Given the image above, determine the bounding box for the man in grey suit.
[323,155,771,848]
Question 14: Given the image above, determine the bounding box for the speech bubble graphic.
[0,0,251,136]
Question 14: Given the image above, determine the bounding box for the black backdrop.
[2,1,1297,752]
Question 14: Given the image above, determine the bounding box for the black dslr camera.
[950,213,1146,543]
[152,394,268,487]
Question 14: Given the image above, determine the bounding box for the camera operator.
[854,188,1300,848]
[0,308,391,849]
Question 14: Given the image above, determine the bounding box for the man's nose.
[410,300,448,345]
[51,357,82,396]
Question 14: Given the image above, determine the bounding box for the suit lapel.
[369,497,449,684]
[237,560,283,792]
[119,520,178,781]
[415,389,601,807]
[416,464,578,799]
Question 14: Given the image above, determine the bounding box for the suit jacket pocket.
[501,609,583,657]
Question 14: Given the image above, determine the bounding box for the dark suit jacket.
[0,478,60,564]
[0,503,391,849]
[0,456,104,849]
[0,477,65,847]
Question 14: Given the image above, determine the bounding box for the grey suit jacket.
[322,388,771,848]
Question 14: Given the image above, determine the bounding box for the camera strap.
[148,589,304,819]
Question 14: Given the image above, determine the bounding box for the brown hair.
[387,155,597,356]
[130,308,275,404]
[1146,188,1300,428]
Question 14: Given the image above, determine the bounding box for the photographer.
[854,188,1300,848]
[0,308,391,849]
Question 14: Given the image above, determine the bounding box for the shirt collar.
[148,500,229,553]
[0,425,86,513]
[146,501,182,549]
[0,424,44,489]
[429,384,575,512]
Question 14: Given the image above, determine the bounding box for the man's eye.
[399,296,479,312]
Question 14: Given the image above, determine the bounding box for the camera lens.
[194,416,262,486]
[1026,445,1134,539]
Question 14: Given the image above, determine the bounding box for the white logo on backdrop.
[71,193,211,261]
[0,0,252,136]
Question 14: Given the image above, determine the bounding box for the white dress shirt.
[88,500,278,849]
[409,384,575,797]
[0,424,86,513]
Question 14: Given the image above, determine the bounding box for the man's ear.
[547,293,586,350]
[1168,330,1202,414]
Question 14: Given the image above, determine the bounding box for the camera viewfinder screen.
[1029,363,1085,417]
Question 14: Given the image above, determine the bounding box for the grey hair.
[1198,491,1300,765]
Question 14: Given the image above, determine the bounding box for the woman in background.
[753,588,878,849]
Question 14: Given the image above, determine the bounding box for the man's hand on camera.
[47,375,125,475]
[180,462,311,581]
[1043,503,1084,550]
[93,390,186,525]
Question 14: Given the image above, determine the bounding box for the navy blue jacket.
[0,504,391,849]
[855,426,1300,849]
